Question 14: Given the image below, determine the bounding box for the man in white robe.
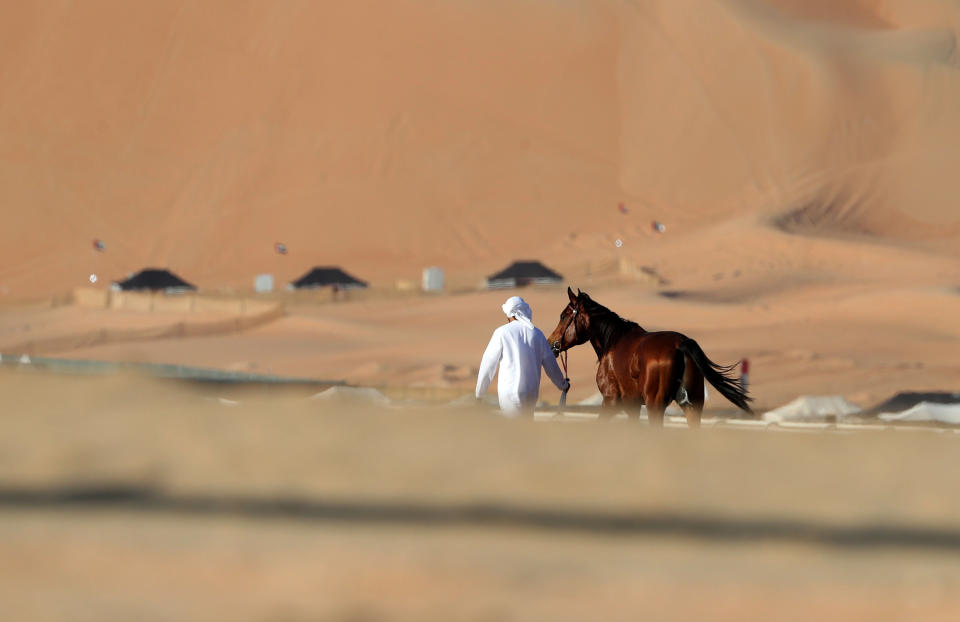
[475,296,569,417]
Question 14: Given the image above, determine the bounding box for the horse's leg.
[622,398,645,422]
[679,355,705,429]
[643,373,666,427]
[644,383,667,428]
[681,402,703,428]
[645,400,666,427]
[596,357,621,421]
[599,394,621,420]
[626,356,650,423]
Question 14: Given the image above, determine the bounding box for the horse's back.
[600,330,683,394]
[620,330,688,357]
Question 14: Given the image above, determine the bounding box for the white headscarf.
[502,296,534,328]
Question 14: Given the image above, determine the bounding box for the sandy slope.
[1,0,959,299]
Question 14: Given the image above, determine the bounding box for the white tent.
[763,395,861,423]
[307,386,391,406]
[879,402,960,425]
[577,392,604,406]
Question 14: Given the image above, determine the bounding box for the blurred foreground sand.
[3,371,960,621]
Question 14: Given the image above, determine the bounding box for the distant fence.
[2,288,285,356]
[72,287,283,315]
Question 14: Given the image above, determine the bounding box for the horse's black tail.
[677,338,753,414]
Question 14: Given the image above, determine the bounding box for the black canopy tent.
[864,391,960,416]
[112,268,196,292]
[486,260,563,289]
[289,266,368,290]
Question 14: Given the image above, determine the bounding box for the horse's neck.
[589,334,606,359]
[587,319,644,359]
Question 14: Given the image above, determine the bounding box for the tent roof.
[487,260,563,281]
[290,266,367,288]
[113,268,195,291]
[865,391,960,415]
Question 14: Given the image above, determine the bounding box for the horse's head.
[546,286,590,357]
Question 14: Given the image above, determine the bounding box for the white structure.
[422,267,445,292]
[763,395,862,423]
[879,402,960,425]
[307,386,391,406]
[254,274,274,294]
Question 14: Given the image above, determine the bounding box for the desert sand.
[2,1,960,619]
[3,373,960,621]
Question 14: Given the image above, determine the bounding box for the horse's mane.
[579,293,642,355]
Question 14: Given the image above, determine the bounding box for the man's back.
[493,320,550,398]
[476,295,568,416]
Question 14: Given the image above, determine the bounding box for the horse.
[546,287,752,427]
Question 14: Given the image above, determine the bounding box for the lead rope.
[558,349,569,412]
[555,305,576,415]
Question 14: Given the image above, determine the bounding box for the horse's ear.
[567,286,577,303]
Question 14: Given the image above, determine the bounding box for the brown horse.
[546,288,752,427]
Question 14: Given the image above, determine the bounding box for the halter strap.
[552,304,578,353]
[555,305,576,411]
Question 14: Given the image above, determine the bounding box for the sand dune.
[1,0,958,300]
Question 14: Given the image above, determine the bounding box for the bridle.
[552,303,580,379]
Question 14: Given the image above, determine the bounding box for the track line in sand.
[2,484,959,552]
